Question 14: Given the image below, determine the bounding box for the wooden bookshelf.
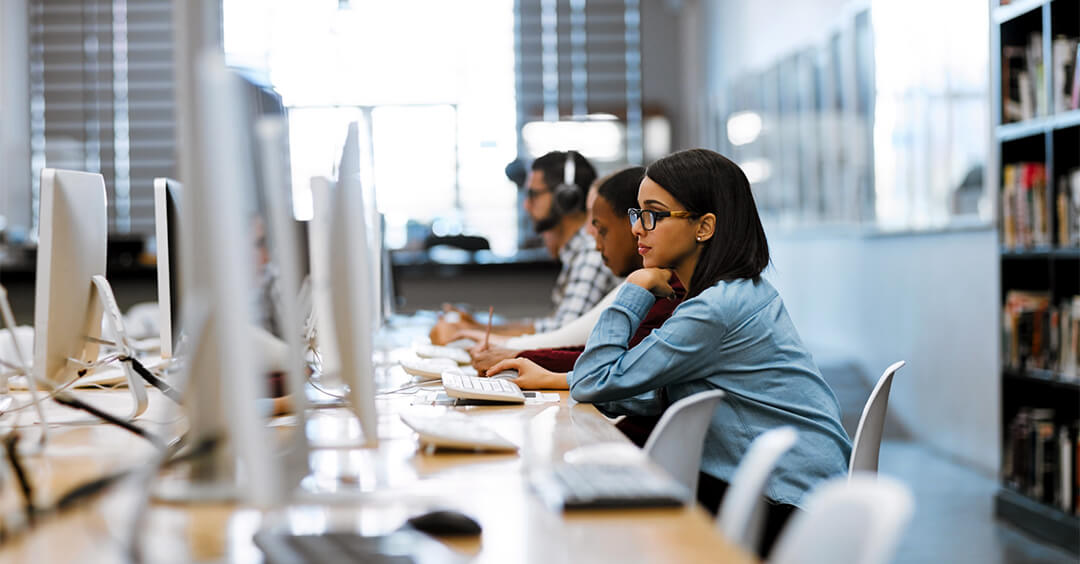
[992,0,1080,554]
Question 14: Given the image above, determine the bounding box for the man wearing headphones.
[431,150,619,341]
[523,150,619,332]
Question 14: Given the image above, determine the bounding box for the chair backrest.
[716,427,799,554]
[643,389,726,495]
[768,475,914,564]
[848,360,905,476]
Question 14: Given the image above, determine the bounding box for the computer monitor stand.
[83,274,150,420]
[149,300,240,503]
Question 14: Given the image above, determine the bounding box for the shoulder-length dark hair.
[644,149,769,298]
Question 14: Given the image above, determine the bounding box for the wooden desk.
[0,338,756,563]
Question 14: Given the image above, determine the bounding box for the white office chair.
[642,389,726,495]
[768,475,914,564]
[849,360,905,477]
[716,427,798,554]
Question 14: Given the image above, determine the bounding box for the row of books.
[1003,291,1080,379]
[1003,408,1078,515]
[1002,33,1080,122]
[1001,162,1080,249]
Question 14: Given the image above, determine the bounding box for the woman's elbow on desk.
[568,369,617,403]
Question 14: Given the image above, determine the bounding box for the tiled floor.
[880,440,1076,564]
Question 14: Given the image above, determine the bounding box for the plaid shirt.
[533,226,619,333]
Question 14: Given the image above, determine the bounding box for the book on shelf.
[1004,408,1079,515]
[1032,32,1047,118]
[1071,44,1080,111]
[1052,36,1079,114]
[1002,33,1048,123]
[1003,291,1080,378]
[1059,168,1080,248]
[1001,162,1050,249]
[1064,297,1080,380]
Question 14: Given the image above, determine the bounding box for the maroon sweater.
[517,281,686,372]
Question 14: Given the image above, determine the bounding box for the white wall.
[765,227,999,474]
[696,0,1001,475]
[0,0,31,237]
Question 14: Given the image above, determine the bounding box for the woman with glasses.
[487,148,851,558]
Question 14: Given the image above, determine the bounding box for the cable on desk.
[2,432,35,525]
[377,379,442,396]
[52,434,215,513]
[120,356,183,404]
[307,374,346,400]
[0,433,222,547]
[51,393,165,449]
[0,374,86,418]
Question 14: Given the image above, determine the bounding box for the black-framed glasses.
[627,208,699,231]
[523,187,550,200]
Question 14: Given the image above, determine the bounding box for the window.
[872,0,991,230]
[223,0,519,254]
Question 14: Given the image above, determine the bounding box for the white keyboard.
[399,357,461,380]
[441,372,525,404]
[415,344,471,365]
[399,413,518,452]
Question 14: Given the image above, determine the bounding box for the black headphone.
[552,150,583,215]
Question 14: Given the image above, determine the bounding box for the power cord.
[51,393,164,449]
[0,433,221,545]
[120,356,182,403]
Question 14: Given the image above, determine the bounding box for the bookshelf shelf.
[1053,109,1080,131]
[997,111,1080,141]
[1003,368,1080,390]
[994,0,1080,553]
[997,118,1050,141]
[993,0,1049,25]
[1001,246,1080,258]
[995,488,1080,553]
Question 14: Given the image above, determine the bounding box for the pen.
[484,305,494,349]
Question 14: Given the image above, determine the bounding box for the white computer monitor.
[154,177,183,359]
[307,176,339,375]
[159,53,277,504]
[339,119,385,328]
[254,115,311,485]
[34,168,148,420]
[33,168,108,387]
[329,122,378,447]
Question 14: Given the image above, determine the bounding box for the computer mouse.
[489,369,519,380]
[406,510,482,536]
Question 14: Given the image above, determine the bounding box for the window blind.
[514,0,643,163]
[29,0,177,237]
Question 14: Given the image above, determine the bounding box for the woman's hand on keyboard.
[486,358,569,390]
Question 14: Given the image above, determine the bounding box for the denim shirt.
[568,279,852,508]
